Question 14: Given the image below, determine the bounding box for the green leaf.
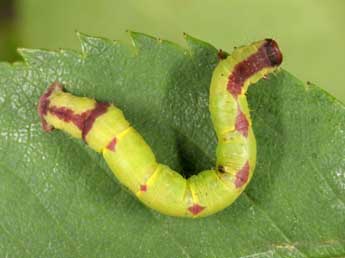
[0,32,344,258]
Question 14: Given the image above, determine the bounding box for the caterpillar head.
[263,39,283,67]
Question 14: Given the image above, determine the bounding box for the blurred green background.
[1,0,344,101]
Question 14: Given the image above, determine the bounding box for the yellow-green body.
[38,39,282,218]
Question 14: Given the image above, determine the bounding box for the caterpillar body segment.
[38,39,282,218]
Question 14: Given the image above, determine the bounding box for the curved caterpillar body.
[38,39,282,218]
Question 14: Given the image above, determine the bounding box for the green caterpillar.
[38,39,283,218]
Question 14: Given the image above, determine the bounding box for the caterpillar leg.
[38,39,282,218]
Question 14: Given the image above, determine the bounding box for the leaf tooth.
[17,48,59,67]
[77,31,109,56]
[127,30,159,51]
[181,34,219,71]
[304,80,316,92]
[77,31,132,59]
[127,31,188,58]
[183,33,217,57]
[76,31,93,55]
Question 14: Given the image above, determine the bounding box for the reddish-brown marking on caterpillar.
[235,109,249,137]
[82,102,110,140]
[38,82,63,131]
[49,106,91,131]
[227,39,283,98]
[106,138,117,151]
[235,161,250,188]
[140,184,147,192]
[42,89,109,142]
[188,204,205,215]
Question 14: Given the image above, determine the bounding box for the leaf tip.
[127,30,159,50]
[17,47,29,56]
[17,48,36,63]
[182,33,218,63]
[76,31,93,55]
[304,80,318,92]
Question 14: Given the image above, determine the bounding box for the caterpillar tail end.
[37,81,63,132]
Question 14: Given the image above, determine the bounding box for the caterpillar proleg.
[38,39,283,218]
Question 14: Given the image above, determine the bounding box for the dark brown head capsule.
[263,39,283,66]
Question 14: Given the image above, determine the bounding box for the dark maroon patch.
[37,82,63,131]
[106,137,117,151]
[227,39,282,98]
[82,102,110,140]
[48,106,91,131]
[140,184,147,192]
[47,101,109,141]
[235,161,250,188]
[235,109,249,137]
[188,204,205,215]
[39,84,110,139]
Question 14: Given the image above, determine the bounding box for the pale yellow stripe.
[116,126,132,140]
[220,126,236,136]
[189,180,200,204]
